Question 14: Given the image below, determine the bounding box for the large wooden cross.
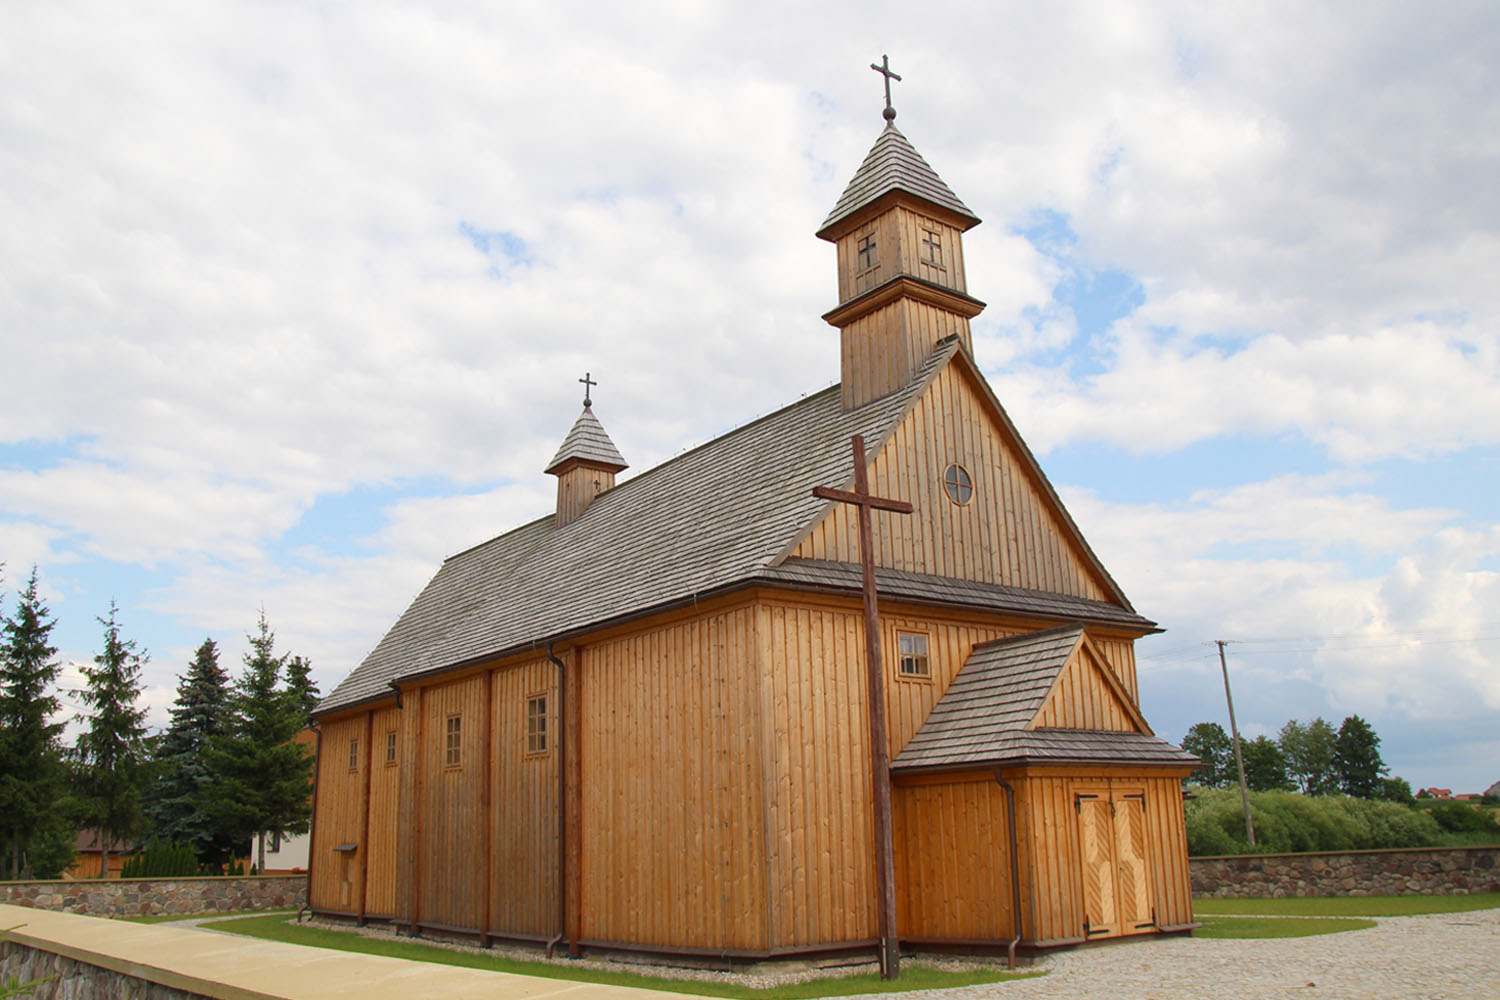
[812,433,912,979]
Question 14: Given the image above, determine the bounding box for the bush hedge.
[1185,786,1442,856]
[120,840,200,878]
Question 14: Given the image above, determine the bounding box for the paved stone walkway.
[921,909,1500,1000]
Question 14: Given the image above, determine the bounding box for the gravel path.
[917,908,1500,1000]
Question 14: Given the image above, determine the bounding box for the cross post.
[579,372,598,407]
[812,434,913,979]
[870,54,902,122]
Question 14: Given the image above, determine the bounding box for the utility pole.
[1216,640,1256,846]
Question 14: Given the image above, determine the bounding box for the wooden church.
[308,81,1198,965]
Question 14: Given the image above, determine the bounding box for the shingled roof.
[894,626,1196,772]
[545,404,627,474]
[319,340,1154,716]
[818,123,980,237]
[320,344,949,713]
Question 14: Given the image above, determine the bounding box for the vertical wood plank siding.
[892,774,1015,941]
[578,604,767,950]
[364,706,401,916]
[309,715,364,912]
[1007,769,1193,943]
[488,656,559,937]
[416,674,484,930]
[797,363,1109,603]
[1031,645,1134,732]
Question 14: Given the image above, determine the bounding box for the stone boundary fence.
[1191,845,1500,898]
[0,874,306,917]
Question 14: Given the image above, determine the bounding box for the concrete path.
[0,904,702,1000]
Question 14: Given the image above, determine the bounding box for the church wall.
[413,673,487,931]
[363,705,401,917]
[309,714,365,914]
[756,597,1030,947]
[892,771,1017,942]
[795,362,1111,602]
[577,603,767,951]
[1006,766,1194,944]
[487,655,560,937]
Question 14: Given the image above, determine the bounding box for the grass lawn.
[123,909,296,924]
[200,914,1040,998]
[1193,892,1500,917]
[1194,916,1374,939]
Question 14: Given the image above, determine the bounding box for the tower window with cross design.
[856,227,880,274]
[921,228,944,269]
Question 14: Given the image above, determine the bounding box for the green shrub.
[120,840,200,878]
[1185,786,1442,855]
[1426,801,1500,834]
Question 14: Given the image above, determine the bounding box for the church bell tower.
[818,58,986,410]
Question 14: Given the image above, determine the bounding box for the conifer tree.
[0,568,70,878]
[75,601,149,877]
[1333,714,1388,798]
[205,613,314,872]
[141,639,241,867]
[282,654,320,727]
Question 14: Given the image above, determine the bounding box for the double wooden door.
[1075,786,1154,938]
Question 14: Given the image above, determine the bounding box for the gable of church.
[1029,632,1150,733]
[790,351,1122,606]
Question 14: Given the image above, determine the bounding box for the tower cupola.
[545,374,627,527]
[819,60,986,409]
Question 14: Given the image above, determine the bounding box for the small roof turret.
[545,403,627,475]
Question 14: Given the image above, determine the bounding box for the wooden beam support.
[812,434,912,980]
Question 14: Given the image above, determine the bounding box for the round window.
[943,463,973,505]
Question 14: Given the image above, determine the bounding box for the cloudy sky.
[3,1,1497,793]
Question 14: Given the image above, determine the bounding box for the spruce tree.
[282,654,320,727]
[205,613,314,872]
[0,568,69,878]
[1333,714,1388,798]
[75,601,149,877]
[141,639,241,867]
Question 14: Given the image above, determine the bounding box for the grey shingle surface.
[894,627,1196,772]
[758,559,1154,629]
[819,123,980,235]
[318,345,958,713]
[544,404,627,473]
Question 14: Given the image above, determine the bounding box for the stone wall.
[1191,846,1500,898]
[1,940,209,999]
[0,874,306,917]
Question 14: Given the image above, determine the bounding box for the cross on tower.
[812,434,913,980]
[579,372,597,407]
[870,54,901,122]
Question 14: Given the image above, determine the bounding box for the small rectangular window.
[526,694,549,755]
[385,730,397,765]
[347,739,359,772]
[897,632,931,678]
[445,714,462,768]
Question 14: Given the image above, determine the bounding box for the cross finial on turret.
[579,371,597,407]
[871,54,901,122]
